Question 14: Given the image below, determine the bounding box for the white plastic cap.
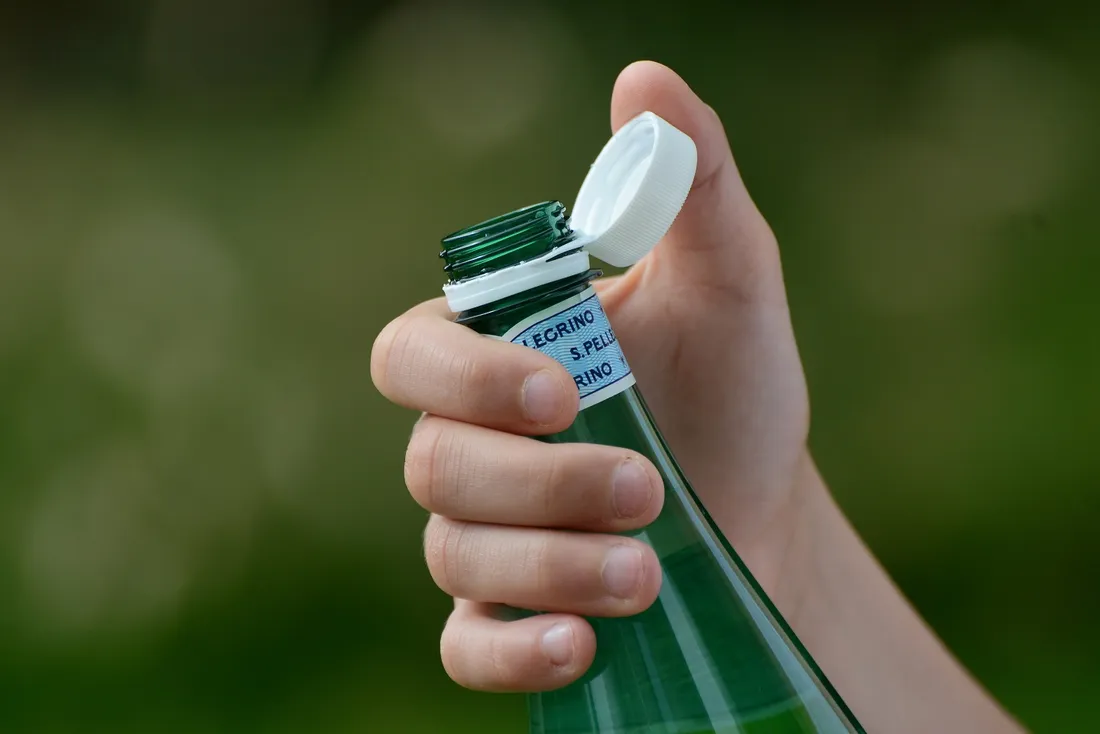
[441,111,698,313]
[571,111,698,268]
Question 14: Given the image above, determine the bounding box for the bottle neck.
[440,201,602,336]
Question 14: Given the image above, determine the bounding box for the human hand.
[371,60,815,692]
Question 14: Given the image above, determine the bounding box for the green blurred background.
[1,0,1098,731]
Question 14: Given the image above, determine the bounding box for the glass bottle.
[439,199,865,734]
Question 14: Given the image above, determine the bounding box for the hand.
[372,61,1027,734]
[371,60,816,691]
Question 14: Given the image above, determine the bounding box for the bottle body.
[461,275,864,734]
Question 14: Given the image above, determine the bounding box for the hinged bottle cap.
[571,111,698,267]
[441,111,697,313]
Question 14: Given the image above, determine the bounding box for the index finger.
[371,297,579,435]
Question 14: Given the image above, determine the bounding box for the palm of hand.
[593,232,811,596]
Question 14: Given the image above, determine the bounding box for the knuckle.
[526,445,623,525]
[439,614,467,683]
[424,516,471,597]
[369,314,421,396]
[455,353,497,415]
[439,615,526,690]
[525,448,565,519]
[404,418,447,510]
[487,630,513,682]
[521,534,556,599]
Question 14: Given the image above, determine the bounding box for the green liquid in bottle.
[441,202,864,734]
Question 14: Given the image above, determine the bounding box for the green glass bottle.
[437,115,864,734]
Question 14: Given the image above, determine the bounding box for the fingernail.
[602,545,644,599]
[541,623,575,666]
[613,458,653,519]
[523,370,565,425]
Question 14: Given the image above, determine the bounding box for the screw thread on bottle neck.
[440,200,576,282]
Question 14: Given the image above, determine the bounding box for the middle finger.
[406,416,664,532]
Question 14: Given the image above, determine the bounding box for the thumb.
[610,61,782,302]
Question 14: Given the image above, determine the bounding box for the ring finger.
[424,516,662,618]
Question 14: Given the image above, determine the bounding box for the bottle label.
[495,287,635,410]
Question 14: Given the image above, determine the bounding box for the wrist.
[766,451,842,634]
[763,454,1027,733]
